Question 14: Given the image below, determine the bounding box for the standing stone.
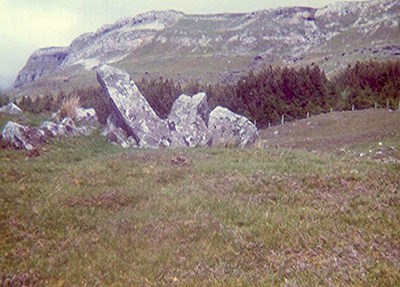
[167,93,211,147]
[208,106,258,148]
[2,121,46,150]
[96,65,171,148]
[102,117,138,148]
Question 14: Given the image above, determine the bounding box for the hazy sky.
[0,0,364,89]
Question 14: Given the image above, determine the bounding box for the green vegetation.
[1,109,399,286]
[16,60,400,128]
[259,109,400,153]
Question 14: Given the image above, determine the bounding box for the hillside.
[10,0,400,98]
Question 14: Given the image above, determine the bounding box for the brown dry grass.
[59,96,80,120]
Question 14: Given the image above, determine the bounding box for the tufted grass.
[0,130,399,285]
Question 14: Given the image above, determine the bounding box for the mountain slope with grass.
[11,0,400,97]
[1,108,399,285]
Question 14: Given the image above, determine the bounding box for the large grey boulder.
[0,103,23,114]
[167,93,212,147]
[2,121,46,150]
[97,65,171,148]
[209,106,258,148]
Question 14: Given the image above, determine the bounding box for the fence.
[266,99,400,128]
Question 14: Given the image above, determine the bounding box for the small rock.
[2,121,46,150]
[75,107,98,123]
[60,117,78,136]
[41,118,94,138]
[40,121,65,137]
[0,103,23,114]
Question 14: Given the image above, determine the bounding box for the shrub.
[59,96,80,120]
[0,93,10,107]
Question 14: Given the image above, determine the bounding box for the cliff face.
[14,47,69,88]
[14,0,400,89]
[14,11,183,88]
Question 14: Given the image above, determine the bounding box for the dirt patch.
[0,135,16,150]
[170,155,191,166]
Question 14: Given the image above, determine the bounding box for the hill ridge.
[12,0,400,97]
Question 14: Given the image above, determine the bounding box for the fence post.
[307,112,310,119]
[330,107,333,113]
[268,122,271,128]
[374,102,377,109]
[281,114,285,125]
[352,105,355,111]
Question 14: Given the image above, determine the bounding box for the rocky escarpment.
[14,47,69,88]
[13,0,400,90]
[14,10,183,88]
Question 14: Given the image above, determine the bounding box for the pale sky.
[0,0,364,89]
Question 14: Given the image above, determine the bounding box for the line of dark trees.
[14,59,400,128]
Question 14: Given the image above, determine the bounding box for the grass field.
[1,110,399,286]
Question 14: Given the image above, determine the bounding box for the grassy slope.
[259,109,400,156]
[0,110,399,286]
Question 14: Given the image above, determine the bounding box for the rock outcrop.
[97,65,171,148]
[97,65,258,149]
[0,103,23,114]
[2,121,46,150]
[209,107,258,148]
[167,93,211,147]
